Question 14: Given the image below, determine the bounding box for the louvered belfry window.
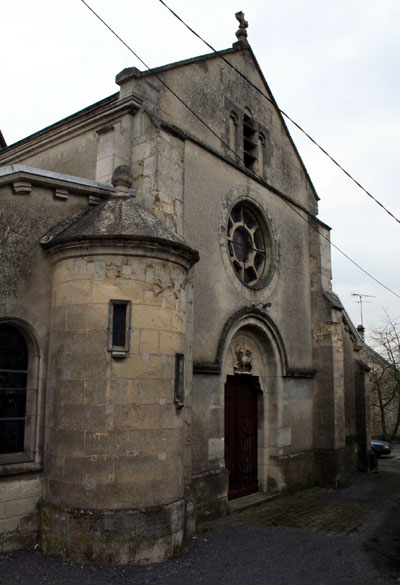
[243,112,257,170]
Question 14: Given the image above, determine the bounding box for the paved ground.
[203,485,373,535]
[1,448,399,585]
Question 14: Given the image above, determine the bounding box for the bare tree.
[369,315,400,441]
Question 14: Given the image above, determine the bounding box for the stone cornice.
[0,164,122,199]
[0,94,142,165]
[43,237,199,270]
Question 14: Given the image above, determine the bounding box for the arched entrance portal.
[225,374,260,499]
[221,313,285,500]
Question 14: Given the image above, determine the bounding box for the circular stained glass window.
[227,202,271,288]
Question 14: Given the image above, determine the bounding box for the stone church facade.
[0,30,370,562]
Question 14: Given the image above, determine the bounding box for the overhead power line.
[79,0,400,300]
[284,200,399,298]
[158,0,400,227]
[80,0,240,164]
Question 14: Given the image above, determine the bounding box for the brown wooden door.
[224,375,258,500]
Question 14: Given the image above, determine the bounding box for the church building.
[0,14,369,563]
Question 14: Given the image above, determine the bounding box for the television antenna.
[351,293,376,327]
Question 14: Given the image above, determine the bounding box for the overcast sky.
[2,0,399,340]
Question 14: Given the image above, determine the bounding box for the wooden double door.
[224,375,259,500]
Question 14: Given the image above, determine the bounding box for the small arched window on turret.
[107,300,132,358]
[243,109,257,170]
[229,111,238,152]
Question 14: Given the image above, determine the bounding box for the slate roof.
[40,195,199,262]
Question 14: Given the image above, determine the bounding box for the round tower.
[40,168,198,563]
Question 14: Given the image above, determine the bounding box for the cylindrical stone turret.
[40,194,198,563]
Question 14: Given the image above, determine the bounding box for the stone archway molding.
[193,307,288,376]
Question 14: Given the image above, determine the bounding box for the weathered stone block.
[133,306,172,331]
[84,379,107,405]
[1,530,38,553]
[159,331,184,355]
[171,311,185,333]
[208,438,224,460]
[160,405,182,429]
[132,141,151,162]
[131,428,178,457]
[159,134,185,167]
[63,455,114,485]
[114,455,163,484]
[86,333,108,356]
[112,404,140,429]
[66,305,88,330]
[54,280,91,306]
[191,469,229,522]
[107,378,136,404]
[277,427,292,447]
[18,510,40,533]
[0,481,21,502]
[0,517,18,533]
[91,279,143,304]
[44,454,65,480]
[40,498,185,564]
[54,379,84,405]
[135,378,173,405]
[141,479,182,508]
[140,329,159,354]
[61,404,109,432]
[163,457,184,482]
[108,355,136,379]
[161,355,174,380]
[85,430,132,456]
[143,155,157,176]
[5,497,38,518]
[134,354,164,379]
[45,429,85,456]
[90,354,110,378]
[51,306,66,330]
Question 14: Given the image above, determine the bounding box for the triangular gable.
[117,44,319,203]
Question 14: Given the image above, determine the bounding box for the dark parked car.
[371,439,392,457]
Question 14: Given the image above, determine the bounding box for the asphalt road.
[1,450,399,585]
[364,446,400,582]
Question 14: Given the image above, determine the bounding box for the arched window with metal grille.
[0,322,38,462]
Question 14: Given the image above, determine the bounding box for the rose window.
[227,203,268,288]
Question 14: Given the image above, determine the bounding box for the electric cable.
[79,0,400,299]
[80,0,241,165]
[286,201,400,298]
[158,0,400,227]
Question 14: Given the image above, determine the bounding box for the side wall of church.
[0,129,98,181]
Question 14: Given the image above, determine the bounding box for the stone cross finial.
[235,11,248,44]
